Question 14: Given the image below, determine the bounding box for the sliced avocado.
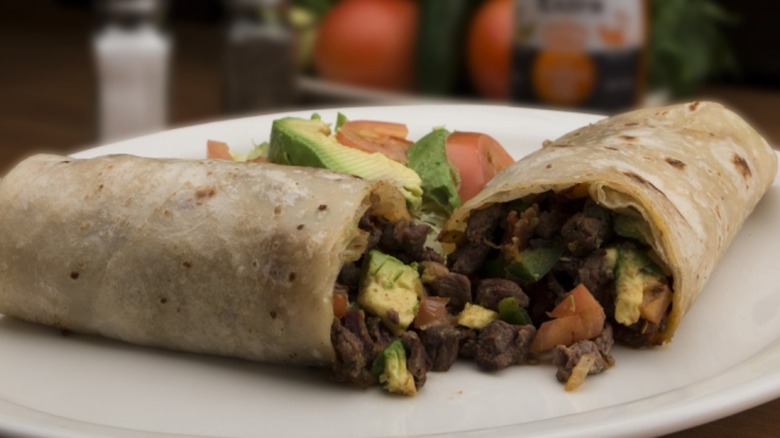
[268,116,423,212]
[613,243,666,326]
[358,250,423,335]
[406,128,461,216]
[457,303,498,329]
[505,238,565,284]
[371,339,416,396]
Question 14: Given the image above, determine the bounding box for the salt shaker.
[93,0,171,142]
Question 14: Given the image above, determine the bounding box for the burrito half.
[0,154,416,368]
[441,101,777,367]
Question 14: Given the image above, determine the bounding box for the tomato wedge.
[207,140,233,160]
[445,132,514,202]
[336,120,413,164]
[332,286,350,319]
[529,284,606,353]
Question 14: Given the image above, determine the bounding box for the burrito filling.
[439,185,674,387]
[330,186,643,394]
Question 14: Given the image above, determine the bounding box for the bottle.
[223,0,297,114]
[93,0,171,141]
[512,0,647,112]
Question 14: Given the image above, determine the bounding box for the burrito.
[440,101,777,386]
[0,154,425,369]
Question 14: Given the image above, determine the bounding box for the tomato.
[336,120,413,164]
[413,296,450,329]
[207,140,233,160]
[332,287,349,319]
[445,132,515,202]
[466,0,512,100]
[529,284,606,353]
[313,0,418,91]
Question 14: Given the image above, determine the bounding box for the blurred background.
[1,0,778,174]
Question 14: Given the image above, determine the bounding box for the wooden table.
[1,3,779,437]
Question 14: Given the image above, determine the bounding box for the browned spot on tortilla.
[182,261,192,269]
[624,122,639,127]
[80,222,91,232]
[655,110,669,116]
[623,172,667,197]
[98,184,104,191]
[274,205,282,215]
[195,187,217,204]
[545,164,553,169]
[604,146,619,151]
[163,209,172,218]
[252,259,259,269]
[542,139,553,148]
[289,272,297,281]
[666,158,686,169]
[60,160,71,164]
[318,204,328,211]
[270,310,278,319]
[689,101,701,111]
[159,297,168,304]
[70,272,79,280]
[620,135,637,141]
[296,224,305,230]
[732,154,752,179]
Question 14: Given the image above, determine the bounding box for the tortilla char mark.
[665,158,686,170]
[622,171,660,192]
[194,186,217,205]
[732,153,753,180]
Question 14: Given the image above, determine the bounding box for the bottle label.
[511,0,646,111]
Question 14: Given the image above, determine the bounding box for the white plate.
[1,104,779,437]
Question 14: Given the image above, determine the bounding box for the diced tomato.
[413,296,450,329]
[547,283,604,318]
[207,140,234,160]
[639,283,672,325]
[530,284,606,353]
[332,287,349,319]
[445,132,515,202]
[335,120,413,164]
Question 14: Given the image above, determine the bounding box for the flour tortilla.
[0,154,408,366]
[443,101,778,342]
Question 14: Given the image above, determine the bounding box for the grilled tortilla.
[0,154,409,366]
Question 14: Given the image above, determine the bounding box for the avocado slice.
[457,303,498,329]
[613,243,667,326]
[406,128,461,216]
[358,250,423,335]
[371,339,416,396]
[268,116,423,212]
